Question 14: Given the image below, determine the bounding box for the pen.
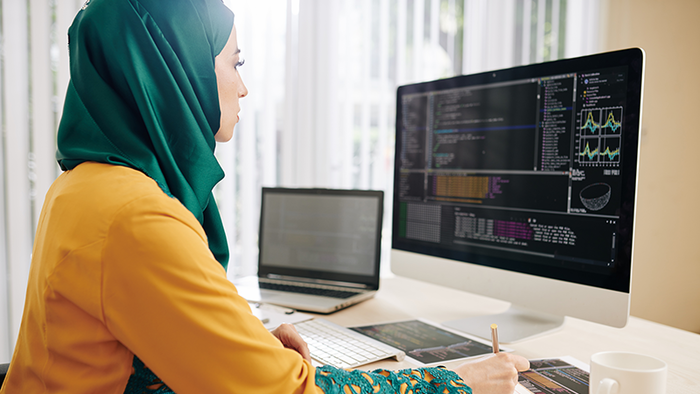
[491,324,528,393]
[491,323,499,353]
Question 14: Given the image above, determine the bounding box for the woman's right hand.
[271,323,312,363]
[452,352,530,394]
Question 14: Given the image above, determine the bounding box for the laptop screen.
[258,188,384,288]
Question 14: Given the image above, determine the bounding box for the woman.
[0,0,528,393]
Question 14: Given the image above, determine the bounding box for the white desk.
[318,275,700,394]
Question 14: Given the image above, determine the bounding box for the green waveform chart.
[580,107,623,135]
[577,107,622,167]
[578,136,621,165]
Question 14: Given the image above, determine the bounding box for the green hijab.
[57,0,234,269]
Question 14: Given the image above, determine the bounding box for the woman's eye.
[235,58,245,69]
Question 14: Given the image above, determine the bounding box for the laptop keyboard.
[295,318,405,369]
[259,281,360,299]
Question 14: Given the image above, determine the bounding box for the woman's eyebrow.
[233,48,241,56]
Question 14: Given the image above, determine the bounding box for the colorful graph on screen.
[578,107,622,166]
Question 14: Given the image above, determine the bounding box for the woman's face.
[214,25,248,142]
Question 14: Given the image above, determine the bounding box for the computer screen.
[391,48,644,342]
[260,189,381,277]
[258,188,384,288]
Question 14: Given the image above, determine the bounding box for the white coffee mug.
[589,351,667,394]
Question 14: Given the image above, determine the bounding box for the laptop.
[234,187,384,314]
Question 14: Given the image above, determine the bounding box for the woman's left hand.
[271,323,312,362]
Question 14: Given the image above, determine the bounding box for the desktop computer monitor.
[391,48,645,343]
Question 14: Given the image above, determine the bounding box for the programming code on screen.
[396,66,629,272]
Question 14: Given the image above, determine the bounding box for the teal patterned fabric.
[315,365,472,394]
[125,356,174,394]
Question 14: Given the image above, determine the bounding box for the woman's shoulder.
[50,161,192,225]
[58,162,168,203]
[68,161,163,192]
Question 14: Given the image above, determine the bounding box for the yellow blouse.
[1,162,322,394]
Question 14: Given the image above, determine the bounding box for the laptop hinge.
[265,274,371,289]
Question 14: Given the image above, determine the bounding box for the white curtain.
[0,0,601,361]
[0,0,78,362]
[218,0,603,281]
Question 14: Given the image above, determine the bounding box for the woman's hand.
[452,353,530,394]
[271,323,312,362]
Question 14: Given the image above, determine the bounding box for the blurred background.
[0,0,698,362]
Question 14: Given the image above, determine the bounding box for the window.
[219,0,602,280]
[0,0,601,361]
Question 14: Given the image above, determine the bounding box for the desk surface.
[318,275,700,394]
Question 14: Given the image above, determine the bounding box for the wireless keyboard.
[295,318,405,369]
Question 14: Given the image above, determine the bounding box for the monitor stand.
[443,306,565,343]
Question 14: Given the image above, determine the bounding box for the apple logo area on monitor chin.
[391,48,645,343]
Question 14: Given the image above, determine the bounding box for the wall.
[602,0,700,333]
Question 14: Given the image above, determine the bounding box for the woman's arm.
[102,193,321,394]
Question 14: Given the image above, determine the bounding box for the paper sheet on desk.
[516,356,589,394]
[350,318,513,366]
[249,302,313,330]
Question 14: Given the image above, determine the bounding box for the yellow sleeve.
[100,193,322,394]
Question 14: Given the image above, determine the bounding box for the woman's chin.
[214,127,234,142]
